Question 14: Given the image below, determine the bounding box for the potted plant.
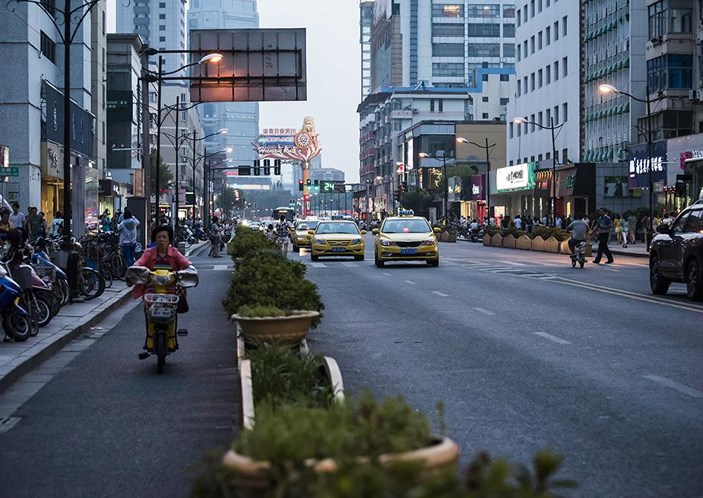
[232,305,321,345]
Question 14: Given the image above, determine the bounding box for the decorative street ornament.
[251,115,322,164]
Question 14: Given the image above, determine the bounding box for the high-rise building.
[360,1,375,99]
[507,0,580,167]
[188,0,260,175]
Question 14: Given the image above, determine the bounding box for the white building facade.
[507,0,580,166]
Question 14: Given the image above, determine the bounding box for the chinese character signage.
[496,163,536,192]
[626,141,667,189]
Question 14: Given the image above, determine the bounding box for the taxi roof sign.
[398,209,415,216]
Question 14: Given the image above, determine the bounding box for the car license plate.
[333,247,346,252]
[400,248,416,255]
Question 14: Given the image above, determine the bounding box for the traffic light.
[396,183,406,202]
[306,178,311,187]
[263,159,271,175]
[298,179,304,191]
[313,180,319,192]
[238,165,251,176]
[253,159,260,176]
[273,159,281,175]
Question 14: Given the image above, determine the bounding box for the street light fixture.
[599,83,659,249]
[513,116,564,225]
[456,137,496,220]
[419,151,449,220]
[143,51,223,223]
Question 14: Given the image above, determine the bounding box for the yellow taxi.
[310,220,366,261]
[291,219,320,252]
[372,210,440,267]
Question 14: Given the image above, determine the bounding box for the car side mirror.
[360,230,367,235]
[372,228,379,235]
[656,224,670,234]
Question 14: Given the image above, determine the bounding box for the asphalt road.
[0,249,237,498]
[297,236,703,498]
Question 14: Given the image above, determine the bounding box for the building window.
[466,5,500,17]
[554,60,559,80]
[523,40,528,58]
[482,96,489,102]
[482,113,489,119]
[517,80,522,96]
[546,26,551,45]
[159,25,165,31]
[500,74,509,81]
[517,44,521,60]
[500,97,509,105]
[538,31,542,50]
[647,54,693,90]
[40,31,56,63]
[562,16,568,36]
[562,149,568,162]
[538,69,543,87]
[546,65,551,84]
[503,6,515,18]
[432,63,464,77]
[432,4,463,18]
[554,106,559,124]
[159,14,166,19]
[468,24,500,37]
[439,99,443,112]
[433,44,464,57]
[40,0,55,18]
[503,23,515,37]
[562,102,568,122]
[482,74,489,82]
[562,57,568,77]
[530,35,535,53]
[538,111,543,126]
[509,122,514,138]
[467,43,500,57]
[530,73,535,91]
[503,43,515,58]
[538,0,542,12]
[159,2,165,7]
[159,36,166,42]
[432,24,464,37]
[430,100,435,112]
[546,108,551,124]
[553,21,559,40]
[530,0,535,18]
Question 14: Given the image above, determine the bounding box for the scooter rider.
[566,214,589,256]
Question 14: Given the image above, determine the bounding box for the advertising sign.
[496,163,535,192]
[626,141,667,189]
[0,145,8,168]
[189,29,307,103]
[464,174,484,201]
[43,82,95,157]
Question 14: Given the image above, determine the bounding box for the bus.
[272,207,296,222]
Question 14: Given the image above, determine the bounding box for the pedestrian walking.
[49,211,63,237]
[275,215,292,254]
[614,214,623,244]
[627,213,637,244]
[26,207,45,241]
[209,216,222,257]
[117,210,140,266]
[621,217,629,248]
[593,208,614,264]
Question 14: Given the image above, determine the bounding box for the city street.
[0,240,701,497]
[299,238,703,498]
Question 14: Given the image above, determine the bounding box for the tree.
[149,149,174,194]
[400,189,433,218]
[215,187,238,216]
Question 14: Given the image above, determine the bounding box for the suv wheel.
[650,256,671,295]
[686,259,702,301]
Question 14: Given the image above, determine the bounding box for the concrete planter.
[482,234,491,246]
[502,234,516,249]
[531,236,545,252]
[231,310,320,346]
[222,436,459,496]
[544,236,560,253]
[516,235,532,250]
[439,231,457,242]
[559,239,571,254]
[490,233,503,247]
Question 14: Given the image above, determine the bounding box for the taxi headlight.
[380,239,395,246]
[315,238,327,245]
[350,238,362,245]
[421,238,436,246]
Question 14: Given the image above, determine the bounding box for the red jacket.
[132,246,192,299]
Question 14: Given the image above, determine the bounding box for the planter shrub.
[228,225,278,261]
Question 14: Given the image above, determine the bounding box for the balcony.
[646,32,696,59]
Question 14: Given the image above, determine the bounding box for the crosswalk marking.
[213,264,229,271]
[310,262,327,268]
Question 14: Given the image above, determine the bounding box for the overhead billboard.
[189,29,307,103]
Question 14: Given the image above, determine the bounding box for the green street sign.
[0,167,18,177]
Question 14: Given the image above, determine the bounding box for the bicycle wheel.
[79,268,105,300]
[109,252,127,280]
[98,260,113,289]
[21,293,39,337]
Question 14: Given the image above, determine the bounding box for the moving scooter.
[570,241,587,269]
[125,266,199,374]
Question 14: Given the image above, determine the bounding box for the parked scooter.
[0,262,32,342]
[571,241,587,269]
[125,265,199,374]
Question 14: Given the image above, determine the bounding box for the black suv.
[649,200,703,301]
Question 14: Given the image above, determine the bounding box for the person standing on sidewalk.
[593,208,614,264]
[117,210,140,266]
[627,213,637,244]
[8,203,25,234]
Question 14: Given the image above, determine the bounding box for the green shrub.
[228,225,278,261]
[246,343,333,409]
[236,304,286,318]
[531,226,570,242]
[223,251,324,326]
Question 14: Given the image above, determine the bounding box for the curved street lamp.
[456,137,496,220]
[599,83,659,249]
[512,116,565,225]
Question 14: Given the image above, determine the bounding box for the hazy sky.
[107,0,362,182]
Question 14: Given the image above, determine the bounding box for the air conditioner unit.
[690,89,697,100]
[697,89,703,101]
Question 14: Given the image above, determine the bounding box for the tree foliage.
[149,149,174,193]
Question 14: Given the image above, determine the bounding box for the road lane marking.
[213,264,229,271]
[473,307,495,316]
[551,276,703,314]
[404,280,416,285]
[534,332,571,345]
[310,262,327,268]
[500,261,527,266]
[383,272,391,276]
[432,291,449,297]
[643,375,703,399]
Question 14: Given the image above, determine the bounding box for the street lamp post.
[599,83,659,250]
[456,137,496,220]
[512,117,564,225]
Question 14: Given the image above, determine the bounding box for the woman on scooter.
[132,225,194,300]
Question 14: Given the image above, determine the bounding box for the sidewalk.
[0,240,208,394]
[605,241,649,259]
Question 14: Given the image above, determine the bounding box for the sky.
[107,0,362,182]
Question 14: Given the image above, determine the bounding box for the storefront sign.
[43,81,95,157]
[464,174,484,201]
[626,141,667,189]
[534,170,552,197]
[555,168,577,197]
[0,145,8,168]
[496,163,535,192]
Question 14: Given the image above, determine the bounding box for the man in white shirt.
[9,203,25,231]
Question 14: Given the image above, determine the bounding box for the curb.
[0,287,134,394]
[608,248,649,259]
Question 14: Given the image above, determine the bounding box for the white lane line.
[500,261,527,266]
[534,332,572,345]
[643,375,703,399]
[341,262,358,267]
[383,272,392,276]
[213,264,229,271]
[404,280,416,285]
[432,291,449,297]
[473,307,495,316]
[310,262,327,268]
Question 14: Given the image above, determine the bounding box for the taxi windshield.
[297,221,319,231]
[382,219,431,234]
[316,223,359,234]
